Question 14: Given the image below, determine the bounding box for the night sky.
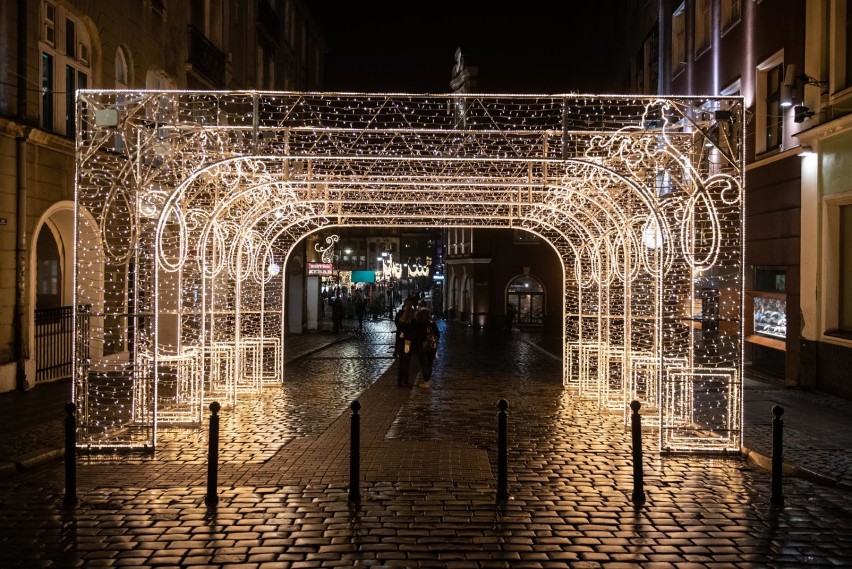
[304,2,627,95]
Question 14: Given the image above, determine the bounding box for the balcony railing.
[187,24,225,88]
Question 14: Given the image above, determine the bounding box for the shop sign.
[307,262,333,276]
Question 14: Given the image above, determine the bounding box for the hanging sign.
[307,262,333,276]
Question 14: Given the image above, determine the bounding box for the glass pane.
[508,275,543,293]
[841,204,852,330]
[41,52,53,130]
[66,64,75,136]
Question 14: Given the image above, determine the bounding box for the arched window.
[115,47,129,88]
[40,1,91,136]
[506,275,545,326]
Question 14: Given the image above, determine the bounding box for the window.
[695,0,712,56]
[40,1,90,137]
[115,48,129,88]
[671,3,686,76]
[846,0,852,90]
[722,0,741,30]
[824,195,852,338]
[839,204,852,333]
[765,64,783,150]
[506,275,545,326]
[756,52,785,154]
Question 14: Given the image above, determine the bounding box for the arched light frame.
[74,91,744,453]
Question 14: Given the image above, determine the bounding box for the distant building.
[623,0,852,399]
[443,50,561,333]
[0,0,325,392]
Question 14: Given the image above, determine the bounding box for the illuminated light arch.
[74,91,744,453]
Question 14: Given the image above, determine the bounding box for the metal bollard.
[496,399,509,504]
[63,402,77,509]
[349,400,361,503]
[770,405,784,505]
[205,402,221,507]
[630,400,646,504]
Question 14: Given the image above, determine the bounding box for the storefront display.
[753,296,786,339]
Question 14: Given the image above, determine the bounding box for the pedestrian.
[393,298,413,358]
[395,302,416,385]
[331,296,344,334]
[354,296,366,332]
[410,306,440,388]
[506,303,518,333]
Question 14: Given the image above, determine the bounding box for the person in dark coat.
[331,297,344,334]
[354,297,366,332]
[409,307,440,388]
[395,303,416,385]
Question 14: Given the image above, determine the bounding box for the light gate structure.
[74,91,744,453]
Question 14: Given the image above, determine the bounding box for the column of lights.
[74,91,744,453]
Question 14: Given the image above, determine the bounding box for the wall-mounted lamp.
[794,105,815,123]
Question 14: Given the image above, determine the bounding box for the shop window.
[747,267,787,347]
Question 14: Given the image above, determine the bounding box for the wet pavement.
[0,317,851,567]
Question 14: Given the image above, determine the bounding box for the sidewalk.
[0,326,354,476]
[2,323,851,492]
[516,328,852,491]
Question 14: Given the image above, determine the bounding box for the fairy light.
[74,91,744,453]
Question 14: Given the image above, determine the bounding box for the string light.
[74,91,744,453]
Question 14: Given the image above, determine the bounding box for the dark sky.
[304,2,627,94]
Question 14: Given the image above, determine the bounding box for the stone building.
[623,0,852,399]
[0,0,325,392]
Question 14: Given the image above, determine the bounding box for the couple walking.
[395,299,440,388]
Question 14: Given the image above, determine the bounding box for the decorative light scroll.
[74,91,744,453]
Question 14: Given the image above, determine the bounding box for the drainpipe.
[15,0,30,391]
[15,130,30,391]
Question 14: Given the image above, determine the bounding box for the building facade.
[0,0,325,392]
[624,0,852,398]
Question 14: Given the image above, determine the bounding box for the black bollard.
[349,400,361,503]
[63,402,77,509]
[630,400,646,504]
[770,405,784,505]
[205,401,221,507]
[497,399,509,504]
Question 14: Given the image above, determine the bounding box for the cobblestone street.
[1,318,851,567]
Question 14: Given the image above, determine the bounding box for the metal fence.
[35,306,74,384]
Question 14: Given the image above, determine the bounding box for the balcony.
[187,24,225,88]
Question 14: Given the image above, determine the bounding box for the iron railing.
[35,305,73,383]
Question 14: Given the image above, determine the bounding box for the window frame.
[755,51,785,155]
[39,1,91,137]
[694,0,712,57]
[721,0,741,32]
[671,3,686,78]
[823,192,852,341]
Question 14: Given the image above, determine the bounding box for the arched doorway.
[74,92,745,453]
[506,274,545,327]
[30,203,77,385]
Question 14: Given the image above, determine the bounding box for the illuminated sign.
[306,262,333,276]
